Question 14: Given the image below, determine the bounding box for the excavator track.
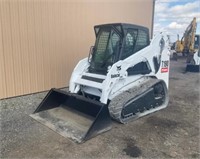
[108,78,168,123]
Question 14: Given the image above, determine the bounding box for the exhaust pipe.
[30,89,112,143]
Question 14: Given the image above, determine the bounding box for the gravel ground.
[0,57,200,159]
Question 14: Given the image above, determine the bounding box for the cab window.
[120,29,149,60]
[121,29,138,60]
[134,30,149,52]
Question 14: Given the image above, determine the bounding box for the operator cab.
[88,23,150,75]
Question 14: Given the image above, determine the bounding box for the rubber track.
[108,78,166,123]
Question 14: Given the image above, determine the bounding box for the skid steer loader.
[186,45,200,72]
[30,23,170,143]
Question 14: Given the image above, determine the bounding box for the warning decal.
[161,67,168,73]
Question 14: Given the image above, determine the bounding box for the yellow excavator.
[173,17,199,62]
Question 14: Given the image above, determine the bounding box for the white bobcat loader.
[31,23,170,143]
[186,46,200,72]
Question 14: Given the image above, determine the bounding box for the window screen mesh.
[134,30,148,52]
[94,31,110,62]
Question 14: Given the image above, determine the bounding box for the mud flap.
[30,89,112,143]
[186,64,200,72]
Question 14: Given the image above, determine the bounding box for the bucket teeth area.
[30,106,95,143]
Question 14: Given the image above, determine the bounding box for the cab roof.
[94,23,149,32]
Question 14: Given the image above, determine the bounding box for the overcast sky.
[154,0,200,42]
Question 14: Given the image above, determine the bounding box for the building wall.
[0,0,154,99]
